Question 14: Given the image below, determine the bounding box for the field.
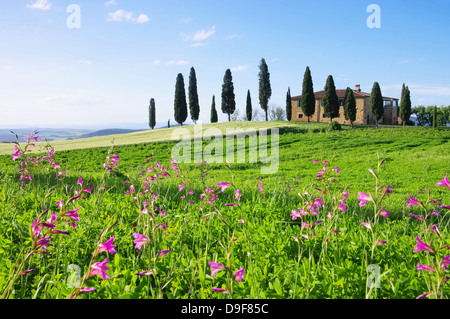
[0,122,449,300]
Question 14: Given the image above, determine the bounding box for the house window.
[297,100,302,107]
[298,114,303,119]
[339,99,344,106]
[323,114,326,118]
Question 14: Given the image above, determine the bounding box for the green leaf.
[273,278,283,296]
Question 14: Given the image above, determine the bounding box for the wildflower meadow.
[0,124,449,300]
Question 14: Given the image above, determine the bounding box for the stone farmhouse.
[291,85,399,125]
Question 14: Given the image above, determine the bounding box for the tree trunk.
[228,113,231,122]
[308,117,310,123]
[265,110,268,122]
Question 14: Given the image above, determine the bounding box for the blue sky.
[1,0,450,129]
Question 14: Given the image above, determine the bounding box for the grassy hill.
[0,121,317,155]
[1,121,450,299]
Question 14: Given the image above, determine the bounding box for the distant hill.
[79,128,147,139]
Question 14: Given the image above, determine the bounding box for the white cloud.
[77,60,93,65]
[26,0,51,11]
[225,34,244,40]
[182,17,192,23]
[105,0,117,6]
[166,60,189,66]
[135,14,150,24]
[231,65,250,72]
[192,26,216,41]
[409,84,450,96]
[107,9,150,24]
[153,60,161,65]
[189,42,207,47]
[398,59,410,65]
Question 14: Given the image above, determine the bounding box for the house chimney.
[355,84,361,92]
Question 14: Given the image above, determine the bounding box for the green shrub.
[327,121,342,131]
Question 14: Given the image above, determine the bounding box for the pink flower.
[56,201,64,209]
[413,236,434,253]
[31,218,42,237]
[136,271,154,276]
[430,224,440,236]
[436,175,450,190]
[293,237,299,243]
[158,250,170,257]
[313,159,319,163]
[441,255,450,270]
[332,167,340,174]
[90,257,110,280]
[98,236,117,255]
[377,241,388,245]
[235,189,242,202]
[208,261,226,276]
[410,214,424,221]
[379,209,390,219]
[338,204,347,214]
[188,190,194,196]
[11,146,21,162]
[136,270,153,276]
[302,222,312,229]
[416,264,436,272]
[357,193,372,207]
[133,233,150,250]
[407,195,422,207]
[416,292,435,299]
[178,184,184,192]
[77,177,83,187]
[217,182,232,192]
[79,287,96,294]
[19,269,36,276]
[225,203,237,207]
[63,209,80,222]
[35,236,52,250]
[314,197,323,209]
[361,222,372,230]
[234,268,244,282]
[211,287,229,294]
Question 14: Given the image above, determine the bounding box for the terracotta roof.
[292,89,397,101]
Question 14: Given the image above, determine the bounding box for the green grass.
[0,122,449,299]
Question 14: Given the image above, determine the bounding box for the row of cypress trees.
[172,58,272,125]
[150,64,412,129]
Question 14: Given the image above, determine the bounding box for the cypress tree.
[370,82,384,128]
[323,75,339,122]
[286,87,292,121]
[221,69,236,122]
[301,66,315,122]
[258,58,272,121]
[149,98,156,129]
[399,85,412,127]
[210,95,218,123]
[343,87,356,128]
[246,90,252,121]
[174,73,188,126]
[189,67,200,124]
